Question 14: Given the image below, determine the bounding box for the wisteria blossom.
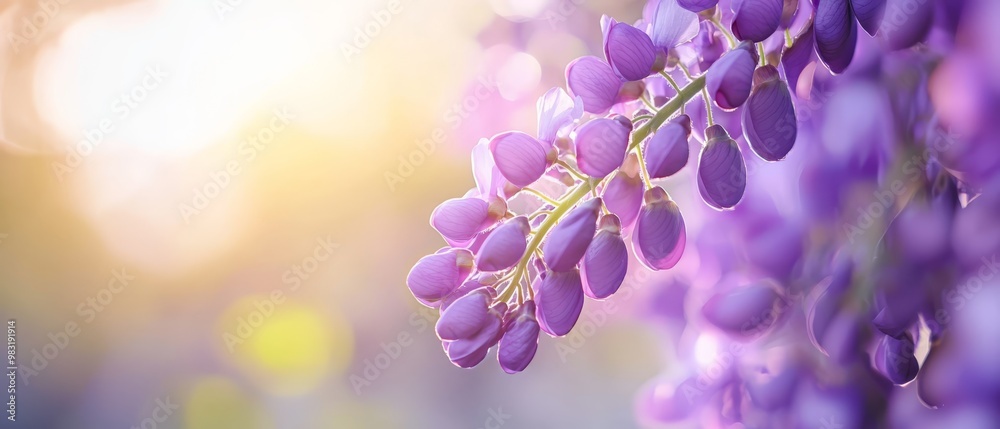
[408,0,1000,427]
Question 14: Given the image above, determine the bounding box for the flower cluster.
[406,0,832,373]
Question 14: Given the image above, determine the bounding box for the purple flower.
[780,23,814,96]
[407,248,474,307]
[705,41,758,110]
[873,332,919,384]
[472,138,503,199]
[542,198,602,271]
[879,0,933,50]
[633,187,686,270]
[489,131,551,187]
[430,197,507,245]
[644,114,691,178]
[475,216,530,272]
[534,269,585,336]
[851,0,886,36]
[697,125,747,209]
[645,0,700,50]
[575,116,633,178]
[814,0,857,74]
[742,65,797,161]
[732,0,784,43]
[602,154,645,228]
[676,0,718,12]
[436,287,505,368]
[498,301,540,374]
[604,19,657,81]
[566,56,623,114]
[701,281,783,337]
[581,215,629,299]
[537,87,583,145]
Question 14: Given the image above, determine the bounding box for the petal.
[814,0,857,74]
[701,281,783,337]
[436,287,493,341]
[430,197,505,244]
[489,131,549,187]
[780,23,814,96]
[406,249,474,307]
[602,154,645,228]
[850,0,886,35]
[705,42,758,110]
[574,116,633,178]
[472,138,502,198]
[542,198,602,272]
[535,269,586,337]
[873,333,919,384]
[633,187,686,270]
[697,125,747,209]
[498,301,540,373]
[647,0,700,49]
[879,0,933,50]
[537,87,583,144]
[644,114,691,178]
[475,216,530,272]
[566,56,623,114]
[445,304,504,368]
[742,65,797,161]
[732,0,784,42]
[677,0,719,12]
[605,22,657,81]
[440,277,491,312]
[581,215,629,299]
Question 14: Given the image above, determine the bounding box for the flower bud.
[575,116,633,178]
[581,215,628,299]
[406,248,474,307]
[851,0,886,36]
[543,198,602,271]
[476,216,530,272]
[644,114,691,178]
[602,154,645,228]
[633,187,686,270]
[873,332,919,384]
[489,131,549,187]
[705,41,758,110]
[498,301,540,373]
[535,269,585,337]
[700,281,784,337]
[743,65,797,161]
[604,19,657,81]
[566,56,623,114]
[677,0,718,12]
[815,0,857,74]
[697,125,747,210]
[732,0,783,42]
[430,196,507,245]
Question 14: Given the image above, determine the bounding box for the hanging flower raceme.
[406,0,809,374]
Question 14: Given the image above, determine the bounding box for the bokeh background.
[0,0,683,427]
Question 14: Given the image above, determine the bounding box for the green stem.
[497,74,708,304]
[659,71,684,115]
[710,17,736,49]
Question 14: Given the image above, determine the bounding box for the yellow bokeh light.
[184,377,270,429]
[217,297,353,395]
